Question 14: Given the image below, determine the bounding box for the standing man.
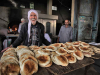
[57,19,73,43]
[1,9,50,52]
[18,18,25,33]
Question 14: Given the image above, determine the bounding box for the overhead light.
[69,8,70,10]
[52,6,57,11]
[20,5,25,8]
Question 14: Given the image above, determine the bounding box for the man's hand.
[1,45,13,52]
[1,47,10,52]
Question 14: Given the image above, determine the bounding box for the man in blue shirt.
[57,19,73,43]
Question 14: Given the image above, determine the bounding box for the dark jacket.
[12,21,50,47]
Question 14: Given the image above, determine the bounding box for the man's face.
[29,12,37,25]
[65,20,69,25]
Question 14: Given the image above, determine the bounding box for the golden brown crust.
[73,50,84,60]
[68,46,74,50]
[66,46,75,53]
[56,47,67,55]
[74,46,80,50]
[79,46,90,52]
[75,50,82,57]
[37,55,49,63]
[81,42,90,48]
[1,63,20,75]
[65,53,74,61]
[20,55,38,64]
[59,48,66,53]
[66,42,72,45]
[57,55,67,65]
[73,42,80,45]
[23,59,38,74]
[51,43,61,48]
[29,45,41,51]
[47,46,55,50]
[17,45,28,48]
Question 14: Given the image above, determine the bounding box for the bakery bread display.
[0,41,100,75]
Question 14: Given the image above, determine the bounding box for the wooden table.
[33,57,94,75]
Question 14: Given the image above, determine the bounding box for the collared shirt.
[58,25,73,43]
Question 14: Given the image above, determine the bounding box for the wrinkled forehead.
[30,12,37,16]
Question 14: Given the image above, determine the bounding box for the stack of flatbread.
[51,52,68,66]
[30,45,52,67]
[47,43,69,66]
[90,46,100,54]
[0,48,20,75]
[16,45,38,75]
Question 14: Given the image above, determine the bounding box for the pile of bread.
[0,41,100,75]
[0,48,20,75]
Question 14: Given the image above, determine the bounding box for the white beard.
[31,20,36,25]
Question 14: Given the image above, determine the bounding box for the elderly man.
[1,9,50,52]
[57,19,73,43]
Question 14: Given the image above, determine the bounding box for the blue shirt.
[58,25,73,43]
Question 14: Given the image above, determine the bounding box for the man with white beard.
[1,9,50,52]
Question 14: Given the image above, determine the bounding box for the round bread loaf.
[79,46,90,52]
[19,55,38,66]
[37,55,50,67]
[73,50,84,60]
[56,47,67,55]
[46,46,57,51]
[81,42,90,48]
[20,59,38,75]
[66,45,76,53]
[65,53,76,63]
[15,45,29,52]
[50,43,61,48]
[52,55,68,66]
[29,45,41,51]
[17,48,34,57]
[72,41,80,47]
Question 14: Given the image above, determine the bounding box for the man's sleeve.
[70,27,73,40]
[58,26,62,37]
